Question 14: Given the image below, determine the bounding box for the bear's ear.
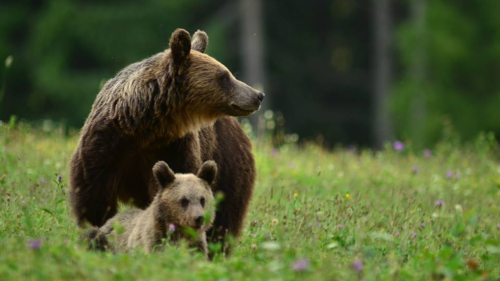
[191,30,208,53]
[153,161,176,188]
[197,160,217,186]
[169,28,191,65]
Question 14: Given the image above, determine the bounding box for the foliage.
[1,121,500,280]
[394,0,500,147]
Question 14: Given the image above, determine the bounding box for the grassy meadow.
[1,117,500,280]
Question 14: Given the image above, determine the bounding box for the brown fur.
[70,28,263,255]
[84,161,217,256]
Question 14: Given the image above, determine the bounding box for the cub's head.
[165,29,264,119]
[152,160,217,231]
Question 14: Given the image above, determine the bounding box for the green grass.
[1,119,500,280]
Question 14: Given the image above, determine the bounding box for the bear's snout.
[257,92,265,102]
[194,216,204,228]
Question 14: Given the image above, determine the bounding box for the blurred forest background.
[1,0,500,148]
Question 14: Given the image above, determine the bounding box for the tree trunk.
[372,0,394,148]
[410,0,427,146]
[240,0,266,135]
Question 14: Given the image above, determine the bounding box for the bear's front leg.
[69,133,120,227]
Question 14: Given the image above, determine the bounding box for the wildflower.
[57,174,62,183]
[446,171,453,179]
[337,224,342,230]
[351,260,363,272]
[347,145,357,154]
[434,200,445,207]
[291,258,310,272]
[21,200,26,206]
[294,193,298,198]
[41,177,46,184]
[393,141,404,152]
[395,232,400,237]
[412,166,419,174]
[420,222,426,228]
[261,241,280,251]
[423,149,432,158]
[345,193,350,199]
[411,232,417,239]
[28,239,41,250]
[168,224,176,232]
[252,244,257,249]
[455,204,463,213]
[271,219,279,227]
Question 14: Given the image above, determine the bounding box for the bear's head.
[152,160,217,231]
[164,29,265,119]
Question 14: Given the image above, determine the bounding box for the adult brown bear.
[69,28,264,254]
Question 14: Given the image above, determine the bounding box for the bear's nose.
[257,92,265,102]
[194,216,204,227]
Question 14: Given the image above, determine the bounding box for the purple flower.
[28,239,41,250]
[41,177,46,184]
[412,166,419,174]
[21,200,26,206]
[435,200,445,207]
[395,232,400,237]
[420,222,426,228]
[291,258,310,272]
[411,232,417,239]
[446,171,453,179]
[337,224,342,230]
[168,224,176,232]
[423,149,432,158]
[57,174,63,183]
[351,260,363,272]
[393,141,405,152]
[347,145,357,154]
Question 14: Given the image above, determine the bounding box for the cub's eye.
[200,197,205,208]
[180,198,189,208]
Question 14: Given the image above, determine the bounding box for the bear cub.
[85,160,217,256]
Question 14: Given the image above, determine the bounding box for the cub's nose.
[257,92,265,102]
[194,216,204,227]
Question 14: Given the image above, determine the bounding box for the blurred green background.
[1,0,500,148]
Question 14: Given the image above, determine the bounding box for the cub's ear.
[197,160,217,186]
[169,28,191,65]
[153,161,176,188]
[191,30,208,53]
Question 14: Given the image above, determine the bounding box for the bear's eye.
[200,197,205,208]
[180,198,189,208]
[218,71,231,87]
